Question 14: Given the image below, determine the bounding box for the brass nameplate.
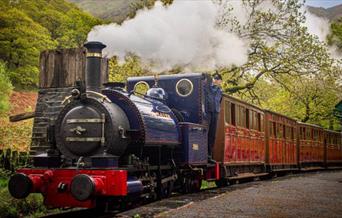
[192,143,199,150]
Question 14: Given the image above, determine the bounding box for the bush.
[0,186,47,218]
[0,169,49,218]
[0,119,33,152]
[0,62,13,117]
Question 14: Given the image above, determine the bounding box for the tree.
[215,0,338,94]
[109,55,150,82]
[328,19,342,50]
[0,8,57,86]
[0,62,13,116]
[239,73,341,130]
[0,0,103,87]
[212,0,341,129]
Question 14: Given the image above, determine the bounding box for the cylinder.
[83,41,106,92]
[127,178,143,195]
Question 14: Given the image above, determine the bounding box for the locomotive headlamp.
[70,174,104,201]
[70,174,95,201]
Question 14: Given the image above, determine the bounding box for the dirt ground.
[156,171,342,218]
[9,91,37,115]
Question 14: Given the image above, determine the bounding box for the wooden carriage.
[264,110,298,172]
[298,122,325,169]
[213,94,266,177]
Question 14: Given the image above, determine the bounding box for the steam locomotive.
[8,42,342,209]
[8,42,218,209]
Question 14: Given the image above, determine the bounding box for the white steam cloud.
[305,8,330,42]
[304,7,341,59]
[87,0,248,72]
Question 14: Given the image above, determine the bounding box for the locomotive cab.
[127,73,212,165]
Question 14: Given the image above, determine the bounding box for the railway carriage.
[298,123,325,169]
[264,111,298,172]
[325,130,342,167]
[213,95,266,178]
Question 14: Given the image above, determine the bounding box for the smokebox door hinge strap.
[101,113,105,146]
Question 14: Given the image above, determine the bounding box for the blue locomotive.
[8,42,219,209]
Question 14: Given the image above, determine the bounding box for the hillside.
[0,0,103,87]
[68,0,139,23]
[308,4,342,21]
[68,0,172,23]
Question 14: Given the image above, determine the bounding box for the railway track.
[42,208,117,218]
[42,170,341,218]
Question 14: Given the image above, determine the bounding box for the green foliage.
[216,0,342,130]
[0,186,47,218]
[109,55,150,83]
[69,0,173,23]
[235,74,341,130]
[0,119,33,151]
[0,62,13,116]
[328,19,342,50]
[0,0,102,87]
[0,169,57,218]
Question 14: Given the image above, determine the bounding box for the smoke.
[305,8,331,42]
[304,7,341,59]
[87,0,248,72]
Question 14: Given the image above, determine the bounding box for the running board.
[228,173,269,180]
[300,167,324,171]
[271,168,299,172]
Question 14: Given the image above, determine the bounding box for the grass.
[0,118,33,152]
[201,180,217,190]
[0,170,50,218]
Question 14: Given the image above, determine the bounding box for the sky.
[305,0,342,8]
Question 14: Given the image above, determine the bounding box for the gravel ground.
[157,171,342,218]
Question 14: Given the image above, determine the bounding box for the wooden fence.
[0,149,29,172]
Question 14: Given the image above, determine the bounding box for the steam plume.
[87,0,248,72]
[304,7,341,59]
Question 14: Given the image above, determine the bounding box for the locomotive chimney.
[84,41,106,92]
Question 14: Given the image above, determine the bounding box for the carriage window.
[246,109,250,129]
[256,112,260,131]
[313,130,318,141]
[329,134,333,144]
[300,127,305,139]
[176,79,193,97]
[269,121,276,137]
[306,128,312,140]
[231,103,236,125]
[249,110,253,129]
[250,111,260,131]
[285,126,291,139]
[277,123,283,138]
[260,114,264,132]
[236,105,247,128]
[224,101,231,124]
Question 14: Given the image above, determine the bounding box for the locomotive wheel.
[182,178,201,193]
[160,181,174,198]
